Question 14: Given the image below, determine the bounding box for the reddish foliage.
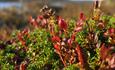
[107,54,115,69]
[54,43,60,52]
[17,29,30,51]
[71,34,76,41]
[41,19,47,27]
[67,39,73,47]
[67,34,75,47]
[52,36,61,42]
[104,31,109,37]
[22,28,30,38]
[36,16,43,23]
[75,13,85,33]
[18,33,23,41]
[97,21,105,29]
[109,28,115,34]
[29,16,38,28]
[74,27,83,33]
[100,43,110,60]
[108,28,115,37]
[58,17,67,30]
[67,34,76,47]
[80,12,85,21]
[37,15,43,20]
[20,63,26,70]
[75,43,88,68]
[49,25,54,35]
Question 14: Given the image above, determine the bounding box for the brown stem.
[58,53,67,67]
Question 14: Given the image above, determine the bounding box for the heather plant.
[0,1,115,70]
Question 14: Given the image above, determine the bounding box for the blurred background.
[0,0,115,40]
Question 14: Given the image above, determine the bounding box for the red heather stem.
[20,63,26,70]
[54,43,60,52]
[52,36,61,42]
[49,24,54,36]
[108,28,115,36]
[53,43,67,67]
[58,53,67,67]
[67,34,76,48]
[58,17,67,31]
[75,43,89,68]
[71,34,76,41]
[100,43,110,60]
[80,12,85,21]
[41,19,47,27]
[67,39,72,48]
[75,45,84,66]
[29,16,38,28]
[80,12,84,20]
